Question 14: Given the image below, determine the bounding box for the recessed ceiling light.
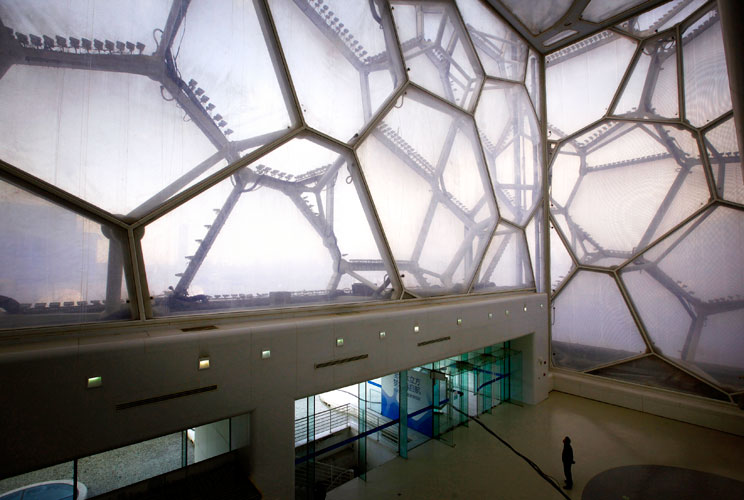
[87,376,102,389]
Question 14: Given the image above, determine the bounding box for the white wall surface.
[553,371,744,437]
[0,292,550,498]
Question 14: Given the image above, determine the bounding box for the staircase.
[295,460,355,494]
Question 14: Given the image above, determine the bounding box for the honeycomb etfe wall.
[546,1,743,406]
[0,0,544,329]
[0,0,741,411]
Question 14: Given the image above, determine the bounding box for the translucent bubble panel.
[475,224,534,292]
[549,221,575,292]
[705,116,743,204]
[268,0,403,142]
[697,331,744,389]
[619,262,737,389]
[616,0,707,39]
[0,68,215,217]
[0,1,294,218]
[499,0,573,35]
[552,211,592,265]
[476,80,541,226]
[589,355,730,401]
[544,30,578,47]
[165,1,294,145]
[549,143,580,208]
[682,8,731,127]
[621,265,693,359]
[546,31,637,138]
[641,206,743,303]
[581,0,647,23]
[551,121,708,267]
[357,89,497,295]
[142,136,395,316]
[552,270,647,371]
[525,49,541,121]
[391,1,483,111]
[455,0,527,82]
[0,0,170,46]
[623,206,744,391]
[525,205,546,293]
[614,34,679,120]
[696,309,744,392]
[0,179,132,328]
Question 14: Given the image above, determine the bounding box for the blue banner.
[381,370,433,437]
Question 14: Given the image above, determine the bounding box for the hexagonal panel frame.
[391,0,484,112]
[356,86,497,296]
[550,120,709,268]
[142,132,398,316]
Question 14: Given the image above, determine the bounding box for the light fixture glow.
[523,305,528,312]
[379,331,386,339]
[488,312,493,319]
[198,358,210,370]
[87,376,102,389]
[505,310,510,316]
[336,338,344,347]
[413,324,420,333]
[457,318,462,325]
[261,349,271,359]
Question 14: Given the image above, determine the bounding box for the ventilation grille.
[418,336,451,347]
[181,325,218,332]
[315,354,368,369]
[116,385,218,410]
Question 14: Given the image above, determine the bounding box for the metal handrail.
[345,406,399,444]
[294,402,402,449]
[295,403,350,444]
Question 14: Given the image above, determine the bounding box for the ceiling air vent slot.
[116,385,218,410]
[418,336,451,347]
[315,354,368,369]
[180,325,218,332]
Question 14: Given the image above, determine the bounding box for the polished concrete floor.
[327,391,744,500]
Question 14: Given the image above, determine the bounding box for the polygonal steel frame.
[546,1,743,403]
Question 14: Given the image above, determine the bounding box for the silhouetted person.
[562,436,574,489]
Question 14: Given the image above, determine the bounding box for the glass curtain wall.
[293,342,521,498]
[430,344,522,433]
[294,384,399,498]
